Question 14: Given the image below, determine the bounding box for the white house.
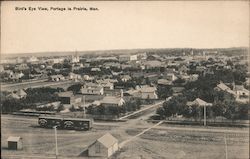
[88,133,119,157]
[234,85,249,97]
[49,74,65,82]
[100,95,125,107]
[165,73,177,82]
[128,85,158,99]
[187,98,212,107]
[7,136,23,150]
[80,83,104,95]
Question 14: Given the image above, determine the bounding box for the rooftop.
[97,133,118,148]
[7,136,22,142]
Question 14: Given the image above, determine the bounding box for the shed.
[88,133,118,157]
[7,136,23,150]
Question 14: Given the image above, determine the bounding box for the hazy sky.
[1,1,249,54]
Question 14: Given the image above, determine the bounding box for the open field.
[1,80,75,91]
[1,115,249,159]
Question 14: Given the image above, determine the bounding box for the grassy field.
[1,115,249,159]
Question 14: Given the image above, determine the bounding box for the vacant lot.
[1,115,249,159]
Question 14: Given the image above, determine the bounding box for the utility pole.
[53,126,58,159]
[204,105,206,126]
[83,95,86,118]
[224,134,228,159]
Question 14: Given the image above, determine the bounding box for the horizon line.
[2,46,249,55]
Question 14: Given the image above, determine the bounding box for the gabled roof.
[216,82,230,91]
[16,89,27,97]
[58,91,73,97]
[235,85,247,91]
[101,96,124,105]
[97,133,118,148]
[215,82,236,96]
[139,85,157,93]
[158,79,172,85]
[7,136,22,142]
[187,98,212,106]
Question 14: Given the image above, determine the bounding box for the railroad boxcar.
[38,116,93,130]
[38,116,63,128]
[63,118,93,130]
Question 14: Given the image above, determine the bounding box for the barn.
[7,136,23,150]
[88,133,118,157]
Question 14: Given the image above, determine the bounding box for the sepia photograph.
[1,1,249,159]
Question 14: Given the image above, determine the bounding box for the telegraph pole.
[224,134,228,159]
[53,126,58,159]
[204,105,206,126]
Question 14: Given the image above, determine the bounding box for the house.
[143,60,162,68]
[49,74,65,82]
[58,91,85,109]
[146,54,161,61]
[172,87,185,96]
[8,89,27,99]
[127,85,158,99]
[121,75,132,82]
[83,75,94,81]
[178,65,189,74]
[234,85,249,104]
[27,56,39,63]
[7,136,23,150]
[189,74,199,82]
[119,54,137,61]
[234,85,249,97]
[94,56,118,61]
[91,68,101,72]
[164,73,177,82]
[214,82,236,101]
[96,79,114,90]
[0,65,4,72]
[131,72,144,78]
[58,91,75,105]
[121,64,132,69]
[47,58,64,64]
[71,54,80,63]
[88,133,119,157]
[80,83,104,95]
[144,73,159,84]
[103,62,120,68]
[196,66,206,72]
[157,79,172,86]
[100,95,125,107]
[203,68,214,76]
[187,98,212,107]
[9,72,24,80]
[140,85,158,99]
[68,72,82,81]
[214,82,236,97]
[15,63,29,71]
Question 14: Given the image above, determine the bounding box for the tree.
[67,83,82,94]
[57,104,64,112]
[211,102,227,117]
[69,105,76,112]
[157,85,173,99]
[156,107,166,119]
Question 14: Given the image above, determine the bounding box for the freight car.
[38,116,93,130]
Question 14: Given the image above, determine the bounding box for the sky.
[1,1,249,54]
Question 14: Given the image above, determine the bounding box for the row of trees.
[156,95,249,120]
[1,87,63,113]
